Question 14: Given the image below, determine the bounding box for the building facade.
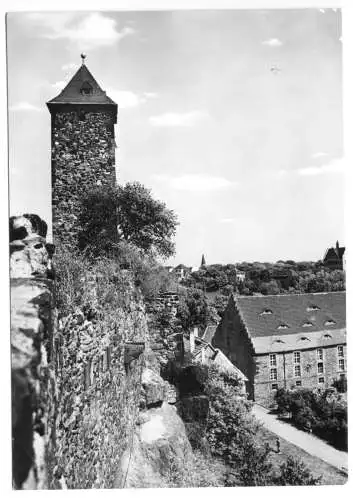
[323,241,345,270]
[212,292,346,406]
[47,55,118,248]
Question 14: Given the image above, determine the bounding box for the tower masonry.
[47,55,118,248]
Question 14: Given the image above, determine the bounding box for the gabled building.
[181,326,248,393]
[323,241,345,270]
[212,292,346,406]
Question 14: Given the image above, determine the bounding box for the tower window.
[80,81,93,95]
[317,348,323,361]
[270,368,277,381]
[294,351,301,364]
[294,365,301,377]
[317,362,324,374]
[338,359,345,372]
[338,345,344,358]
[269,354,277,367]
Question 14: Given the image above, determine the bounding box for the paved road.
[253,404,348,472]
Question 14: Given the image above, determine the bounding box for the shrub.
[275,456,321,485]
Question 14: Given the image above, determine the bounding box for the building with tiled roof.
[212,292,346,406]
[323,241,345,270]
[181,326,247,392]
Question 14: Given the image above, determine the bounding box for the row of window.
[269,345,344,368]
[271,377,326,391]
[269,359,345,380]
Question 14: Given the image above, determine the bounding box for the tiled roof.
[47,64,116,106]
[202,325,218,344]
[234,292,345,339]
[252,328,346,354]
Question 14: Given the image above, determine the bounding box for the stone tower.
[47,54,118,248]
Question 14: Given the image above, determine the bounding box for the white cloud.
[143,92,158,99]
[23,12,135,50]
[51,80,67,92]
[153,174,237,192]
[106,89,157,109]
[61,62,79,72]
[10,102,42,112]
[149,110,209,127]
[298,158,345,176]
[262,38,283,47]
[311,152,329,159]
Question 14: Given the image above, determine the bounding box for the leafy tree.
[79,182,178,259]
[116,182,178,258]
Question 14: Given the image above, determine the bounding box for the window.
[260,309,273,316]
[323,333,332,339]
[277,323,289,330]
[295,380,302,387]
[307,305,320,311]
[80,81,93,95]
[338,345,344,358]
[269,354,277,367]
[338,359,345,372]
[270,368,277,381]
[300,336,310,341]
[318,377,325,384]
[294,351,301,364]
[302,322,313,328]
[294,365,301,377]
[317,348,323,361]
[271,383,278,391]
[324,320,336,326]
[317,362,324,374]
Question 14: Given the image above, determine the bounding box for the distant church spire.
[81,53,86,65]
[201,254,206,268]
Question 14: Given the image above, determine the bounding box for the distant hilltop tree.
[78,181,179,259]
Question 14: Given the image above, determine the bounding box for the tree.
[275,456,320,485]
[79,182,178,259]
[116,182,178,258]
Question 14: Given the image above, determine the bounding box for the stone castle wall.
[51,110,117,247]
[10,215,148,489]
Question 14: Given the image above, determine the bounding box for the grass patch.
[256,425,347,485]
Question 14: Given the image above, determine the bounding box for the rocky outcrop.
[10,214,51,278]
[116,402,193,488]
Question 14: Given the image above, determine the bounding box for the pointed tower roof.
[201,254,206,267]
[47,54,117,114]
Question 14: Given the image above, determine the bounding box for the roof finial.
[81,53,86,65]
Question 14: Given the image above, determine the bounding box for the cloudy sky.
[7,8,343,266]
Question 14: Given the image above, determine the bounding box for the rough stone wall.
[10,215,55,489]
[10,214,149,489]
[47,303,148,489]
[51,110,116,247]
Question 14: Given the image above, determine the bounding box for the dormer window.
[277,323,289,330]
[80,81,93,95]
[302,321,314,328]
[324,320,336,326]
[274,339,285,344]
[323,333,332,339]
[260,309,273,316]
[307,305,320,312]
[300,336,310,341]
